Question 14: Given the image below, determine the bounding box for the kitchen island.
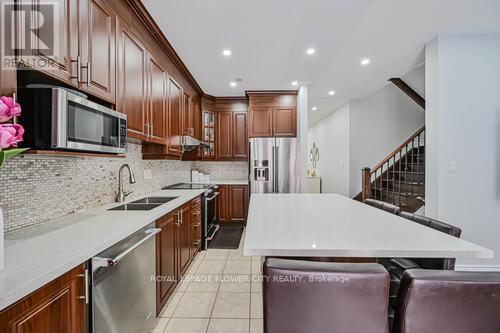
[243,194,493,259]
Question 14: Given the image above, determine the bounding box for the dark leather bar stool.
[364,198,401,215]
[263,258,390,333]
[381,212,462,308]
[392,269,500,333]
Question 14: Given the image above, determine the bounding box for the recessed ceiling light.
[230,81,237,87]
[361,58,371,66]
[321,98,328,102]
[328,90,336,96]
[306,48,316,55]
[222,49,232,56]
[291,81,298,86]
[312,106,317,111]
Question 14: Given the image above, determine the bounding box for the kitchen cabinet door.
[216,112,233,159]
[190,197,202,257]
[18,0,79,85]
[147,55,167,144]
[229,185,248,222]
[167,77,183,156]
[233,112,248,159]
[177,204,191,276]
[0,264,88,333]
[217,185,229,222]
[156,212,177,314]
[117,22,147,140]
[79,0,116,102]
[249,106,273,138]
[182,93,195,137]
[273,107,297,137]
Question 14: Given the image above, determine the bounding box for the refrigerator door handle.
[275,146,279,193]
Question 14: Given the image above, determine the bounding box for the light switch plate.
[448,161,457,173]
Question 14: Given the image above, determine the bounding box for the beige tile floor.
[151,231,264,333]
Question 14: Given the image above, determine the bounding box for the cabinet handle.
[86,62,91,87]
[144,123,149,138]
[71,56,81,82]
[12,92,18,124]
[193,240,200,246]
[175,211,181,226]
[180,208,183,225]
[81,61,90,86]
[150,123,154,137]
[77,269,89,304]
[193,223,200,228]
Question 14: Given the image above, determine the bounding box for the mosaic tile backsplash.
[193,161,248,180]
[0,144,193,232]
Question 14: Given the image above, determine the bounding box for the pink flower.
[0,124,24,149]
[0,96,21,122]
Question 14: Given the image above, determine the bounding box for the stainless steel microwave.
[18,87,127,154]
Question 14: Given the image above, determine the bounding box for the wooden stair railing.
[389,78,425,110]
[361,126,425,212]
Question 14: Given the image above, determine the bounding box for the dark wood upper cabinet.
[248,92,297,138]
[216,112,233,159]
[233,112,248,159]
[273,107,297,137]
[79,0,116,102]
[117,23,147,140]
[156,212,176,314]
[249,106,273,137]
[0,264,88,333]
[229,185,248,222]
[167,77,183,156]
[147,55,167,144]
[182,93,196,137]
[18,0,79,84]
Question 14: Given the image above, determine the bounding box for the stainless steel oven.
[18,87,127,154]
[204,188,219,249]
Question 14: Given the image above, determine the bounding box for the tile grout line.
[206,249,228,332]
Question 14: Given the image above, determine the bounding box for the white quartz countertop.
[191,180,249,185]
[244,194,494,259]
[0,189,204,310]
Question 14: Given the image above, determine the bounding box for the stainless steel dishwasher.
[91,223,161,333]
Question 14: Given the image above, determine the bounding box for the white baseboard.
[455,265,500,272]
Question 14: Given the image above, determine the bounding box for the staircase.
[360,78,425,213]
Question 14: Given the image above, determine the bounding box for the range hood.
[181,136,209,152]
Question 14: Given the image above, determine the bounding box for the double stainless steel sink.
[108,197,178,211]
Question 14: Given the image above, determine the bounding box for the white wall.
[425,34,500,269]
[308,67,426,197]
[348,67,426,197]
[297,85,309,193]
[308,103,350,195]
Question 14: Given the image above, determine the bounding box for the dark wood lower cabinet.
[178,203,192,277]
[156,196,200,313]
[217,185,249,223]
[155,212,177,314]
[0,264,88,333]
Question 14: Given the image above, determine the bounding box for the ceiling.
[142,0,500,124]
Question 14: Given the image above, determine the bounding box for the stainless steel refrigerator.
[249,138,301,193]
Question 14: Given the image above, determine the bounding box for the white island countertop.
[244,194,494,259]
[0,189,204,311]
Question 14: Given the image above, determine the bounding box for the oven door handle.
[93,228,161,268]
[206,192,219,201]
[206,224,220,241]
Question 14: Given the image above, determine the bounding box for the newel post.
[361,167,371,202]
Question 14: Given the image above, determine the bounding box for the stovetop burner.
[163,183,215,190]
